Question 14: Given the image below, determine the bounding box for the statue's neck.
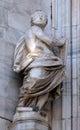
[31,25,44,31]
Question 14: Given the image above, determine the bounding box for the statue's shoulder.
[24,28,32,38]
[31,26,43,34]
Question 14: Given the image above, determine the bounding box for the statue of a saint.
[13,11,67,111]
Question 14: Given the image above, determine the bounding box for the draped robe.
[13,30,66,110]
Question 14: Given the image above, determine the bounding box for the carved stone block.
[9,107,50,130]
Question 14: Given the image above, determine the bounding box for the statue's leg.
[18,67,50,109]
[28,67,49,110]
[28,67,49,78]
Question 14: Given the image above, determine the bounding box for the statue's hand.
[52,37,66,47]
[59,37,66,46]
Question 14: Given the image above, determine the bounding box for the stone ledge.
[8,107,50,130]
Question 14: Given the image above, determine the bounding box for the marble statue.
[13,10,67,111]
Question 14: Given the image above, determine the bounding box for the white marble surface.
[0,118,10,130]
[0,0,80,130]
[9,107,49,130]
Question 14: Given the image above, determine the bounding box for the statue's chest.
[28,39,50,54]
[25,32,51,53]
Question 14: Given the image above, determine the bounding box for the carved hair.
[31,10,48,28]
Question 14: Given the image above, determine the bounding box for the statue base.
[9,107,50,130]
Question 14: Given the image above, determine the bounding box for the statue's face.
[31,11,48,28]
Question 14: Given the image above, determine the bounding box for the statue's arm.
[52,37,66,47]
[32,26,52,46]
[32,26,66,48]
[13,36,31,73]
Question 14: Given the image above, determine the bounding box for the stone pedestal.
[9,107,50,130]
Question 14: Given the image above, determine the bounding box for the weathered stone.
[13,10,66,111]
[8,12,30,32]
[13,1,41,15]
[0,0,80,130]
[9,107,49,130]
[0,27,6,39]
[0,118,10,130]
[6,27,23,44]
[0,39,21,121]
[0,96,17,120]
[0,7,8,27]
[0,1,13,10]
[3,0,14,3]
[52,97,62,120]
[62,95,71,119]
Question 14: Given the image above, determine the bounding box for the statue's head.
[31,10,48,28]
